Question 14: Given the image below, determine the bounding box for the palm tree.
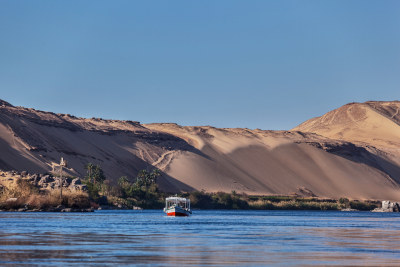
[118,176,129,187]
[92,165,106,185]
[85,163,95,183]
[149,169,161,185]
[84,163,106,185]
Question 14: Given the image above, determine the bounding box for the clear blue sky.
[1,1,399,130]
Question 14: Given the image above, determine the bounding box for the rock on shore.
[372,201,400,212]
[0,170,87,193]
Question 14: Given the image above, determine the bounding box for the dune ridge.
[293,101,400,149]
[0,100,399,200]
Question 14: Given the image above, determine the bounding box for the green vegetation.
[187,191,249,209]
[0,162,382,212]
[187,192,340,210]
[349,200,379,211]
[83,163,106,201]
[83,166,166,209]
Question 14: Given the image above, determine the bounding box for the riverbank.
[0,171,384,212]
[0,176,92,212]
[186,192,381,211]
[0,194,94,212]
[1,192,382,212]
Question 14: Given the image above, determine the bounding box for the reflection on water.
[1,210,400,265]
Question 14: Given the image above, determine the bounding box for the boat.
[163,196,192,216]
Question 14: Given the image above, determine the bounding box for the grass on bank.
[186,191,379,211]
[0,163,382,211]
[0,178,90,211]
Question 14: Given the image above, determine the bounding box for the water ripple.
[1,210,400,266]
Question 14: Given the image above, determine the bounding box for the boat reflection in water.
[163,196,192,216]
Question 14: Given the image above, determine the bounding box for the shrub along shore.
[0,164,381,212]
[0,190,381,212]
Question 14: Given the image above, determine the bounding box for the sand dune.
[146,123,400,200]
[293,101,400,150]
[1,99,400,200]
[292,101,400,177]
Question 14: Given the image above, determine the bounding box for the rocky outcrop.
[38,175,54,186]
[0,170,87,193]
[69,178,87,192]
[0,100,12,107]
[372,201,400,212]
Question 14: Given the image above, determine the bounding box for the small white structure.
[60,157,67,167]
[163,196,192,216]
[372,200,400,212]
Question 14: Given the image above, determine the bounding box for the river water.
[1,210,400,266]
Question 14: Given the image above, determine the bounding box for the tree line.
[82,163,163,208]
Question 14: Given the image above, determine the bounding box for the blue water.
[1,210,400,266]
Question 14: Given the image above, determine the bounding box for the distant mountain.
[0,99,399,200]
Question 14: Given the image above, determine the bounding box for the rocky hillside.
[0,99,400,200]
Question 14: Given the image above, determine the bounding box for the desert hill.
[292,101,400,173]
[293,101,400,150]
[0,99,400,200]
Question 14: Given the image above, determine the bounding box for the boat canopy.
[165,196,190,210]
[165,197,189,202]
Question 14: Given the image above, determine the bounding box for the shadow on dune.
[1,109,211,164]
[157,172,195,193]
[0,136,48,173]
[0,107,209,179]
[143,131,210,160]
[313,142,400,186]
[0,120,197,193]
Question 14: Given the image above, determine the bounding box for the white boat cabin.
[165,196,190,211]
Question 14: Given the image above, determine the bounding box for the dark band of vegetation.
[0,162,380,211]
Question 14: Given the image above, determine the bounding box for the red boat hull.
[164,198,191,216]
[167,211,189,217]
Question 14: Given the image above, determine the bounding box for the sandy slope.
[293,101,400,150]
[292,101,400,176]
[146,124,400,200]
[1,99,400,200]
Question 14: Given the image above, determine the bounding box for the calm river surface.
[1,210,400,266]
